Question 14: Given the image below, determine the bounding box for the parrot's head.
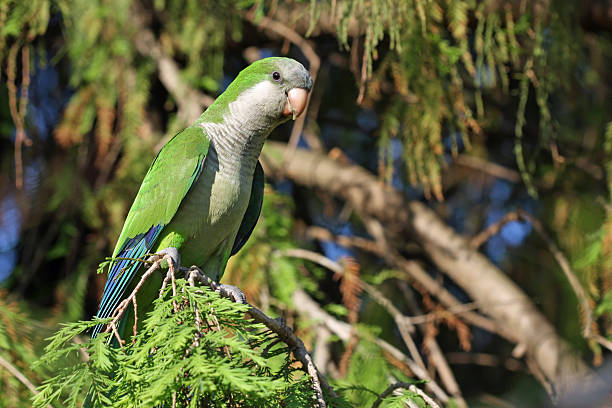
[201,57,313,128]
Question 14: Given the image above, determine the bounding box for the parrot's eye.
[271,71,282,82]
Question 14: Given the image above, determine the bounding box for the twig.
[302,225,514,342]
[131,297,138,339]
[292,289,449,404]
[131,5,214,125]
[102,256,169,341]
[295,229,489,405]
[360,281,427,371]
[403,302,480,325]
[159,269,173,298]
[248,304,332,407]
[356,44,368,105]
[7,41,32,190]
[471,209,604,350]
[398,280,467,408]
[276,248,344,274]
[0,354,38,397]
[445,352,524,372]
[453,154,521,183]
[187,270,202,348]
[389,253,518,342]
[409,384,441,408]
[169,259,178,313]
[305,226,386,255]
[72,336,90,362]
[470,211,523,249]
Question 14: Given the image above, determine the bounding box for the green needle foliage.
[33,283,319,407]
[32,276,419,407]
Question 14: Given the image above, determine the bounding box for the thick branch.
[261,141,599,398]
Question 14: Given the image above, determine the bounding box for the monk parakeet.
[92,57,312,339]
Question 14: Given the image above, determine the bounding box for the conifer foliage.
[34,264,325,407]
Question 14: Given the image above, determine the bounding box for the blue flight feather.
[91,224,163,338]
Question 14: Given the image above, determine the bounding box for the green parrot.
[92,57,312,339]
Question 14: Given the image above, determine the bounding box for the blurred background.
[1,0,611,406]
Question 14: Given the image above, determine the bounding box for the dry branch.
[291,289,448,404]
[305,219,516,341]
[260,141,601,399]
[131,7,214,125]
[0,354,38,398]
[471,209,610,353]
[372,382,441,408]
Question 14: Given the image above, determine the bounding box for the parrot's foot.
[216,284,247,304]
[149,247,181,269]
[185,266,246,303]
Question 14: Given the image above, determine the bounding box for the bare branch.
[397,280,467,407]
[0,354,53,408]
[371,382,441,408]
[277,247,432,381]
[261,141,600,397]
[471,209,607,352]
[360,281,426,369]
[453,154,521,183]
[303,218,516,341]
[291,289,449,404]
[470,211,523,249]
[0,354,36,396]
[445,352,524,372]
[131,5,214,125]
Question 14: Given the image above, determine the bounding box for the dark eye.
[271,71,282,82]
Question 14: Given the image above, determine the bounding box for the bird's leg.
[185,266,246,304]
[148,247,181,269]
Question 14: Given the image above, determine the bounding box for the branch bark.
[260,141,600,399]
[292,289,447,405]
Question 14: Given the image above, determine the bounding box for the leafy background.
[1,0,611,406]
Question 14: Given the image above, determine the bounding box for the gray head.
[201,57,313,126]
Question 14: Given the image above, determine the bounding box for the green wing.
[231,160,264,256]
[112,126,210,257]
[92,125,209,337]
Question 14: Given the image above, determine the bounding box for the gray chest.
[190,154,253,236]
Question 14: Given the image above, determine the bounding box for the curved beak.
[283,88,309,120]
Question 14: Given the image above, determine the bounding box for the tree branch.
[471,209,608,353]
[261,141,601,398]
[186,266,335,407]
[291,289,448,404]
[0,354,53,408]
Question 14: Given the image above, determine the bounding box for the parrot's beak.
[283,88,309,120]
